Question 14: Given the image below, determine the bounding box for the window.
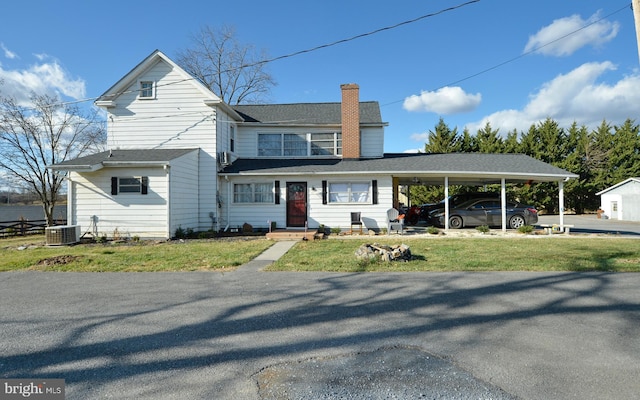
[328,182,370,203]
[258,134,281,156]
[283,134,307,156]
[258,132,341,157]
[311,133,342,155]
[111,177,148,195]
[234,182,274,203]
[139,81,154,99]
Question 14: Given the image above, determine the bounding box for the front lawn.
[268,237,640,272]
[1,236,274,272]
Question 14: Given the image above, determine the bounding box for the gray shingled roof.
[221,153,577,184]
[49,149,198,171]
[232,102,384,125]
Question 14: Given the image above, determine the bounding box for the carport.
[389,153,578,231]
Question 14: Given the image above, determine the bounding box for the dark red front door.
[286,182,307,227]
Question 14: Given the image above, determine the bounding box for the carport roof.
[221,153,577,184]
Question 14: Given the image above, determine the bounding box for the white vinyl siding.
[104,60,236,231]
[219,175,392,232]
[70,168,169,238]
[68,151,199,239]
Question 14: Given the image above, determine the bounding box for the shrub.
[330,227,341,235]
[427,226,440,235]
[517,225,534,234]
[476,225,490,234]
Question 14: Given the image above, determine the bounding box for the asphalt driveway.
[1,267,639,399]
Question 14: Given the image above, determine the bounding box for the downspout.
[66,174,74,226]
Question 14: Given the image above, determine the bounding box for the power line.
[17,0,481,111]
[383,2,632,107]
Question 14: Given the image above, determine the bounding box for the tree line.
[410,117,640,214]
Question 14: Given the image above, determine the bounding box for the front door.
[286,182,307,227]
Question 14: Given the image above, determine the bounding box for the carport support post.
[444,176,450,230]
[559,180,565,227]
[501,178,507,232]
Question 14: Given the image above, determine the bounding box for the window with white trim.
[328,182,370,203]
[111,177,148,195]
[258,132,342,156]
[233,182,274,203]
[139,81,155,99]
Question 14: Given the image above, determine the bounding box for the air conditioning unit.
[218,151,229,166]
[46,225,81,246]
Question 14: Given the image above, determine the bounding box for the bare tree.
[0,94,106,225]
[176,25,276,104]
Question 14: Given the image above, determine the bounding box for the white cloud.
[1,43,18,59]
[403,86,481,114]
[0,55,85,103]
[465,61,640,134]
[410,132,430,143]
[524,12,619,57]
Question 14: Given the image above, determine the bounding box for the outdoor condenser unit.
[45,225,81,246]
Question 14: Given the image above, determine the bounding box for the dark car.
[421,192,499,214]
[430,198,538,229]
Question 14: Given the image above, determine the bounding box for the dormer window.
[139,81,155,99]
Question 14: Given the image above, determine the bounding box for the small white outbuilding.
[596,178,640,221]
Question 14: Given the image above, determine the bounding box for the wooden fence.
[0,219,67,238]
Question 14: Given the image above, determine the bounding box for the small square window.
[139,81,154,99]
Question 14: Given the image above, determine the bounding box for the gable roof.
[48,149,198,172]
[95,49,242,121]
[596,177,640,195]
[221,153,577,184]
[233,102,386,126]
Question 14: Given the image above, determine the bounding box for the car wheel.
[509,215,526,229]
[449,215,463,229]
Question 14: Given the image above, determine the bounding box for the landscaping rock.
[355,243,412,262]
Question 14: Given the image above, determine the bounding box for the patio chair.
[350,212,363,235]
[387,208,404,235]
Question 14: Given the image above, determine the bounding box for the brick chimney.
[341,83,360,160]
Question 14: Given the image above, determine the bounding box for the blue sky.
[1,0,638,153]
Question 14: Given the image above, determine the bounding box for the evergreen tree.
[459,127,477,152]
[609,119,640,182]
[475,121,503,153]
[424,118,461,153]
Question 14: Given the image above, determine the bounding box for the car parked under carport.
[430,198,538,229]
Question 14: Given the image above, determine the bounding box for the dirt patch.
[34,255,82,268]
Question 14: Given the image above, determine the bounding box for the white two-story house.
[50,50,576,239]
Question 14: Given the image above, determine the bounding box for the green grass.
[3,234,640,273]
[1,236,274,272]
[268,237,640,272]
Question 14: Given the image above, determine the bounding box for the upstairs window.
[257,132,341,157]
[139,81,155,99]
